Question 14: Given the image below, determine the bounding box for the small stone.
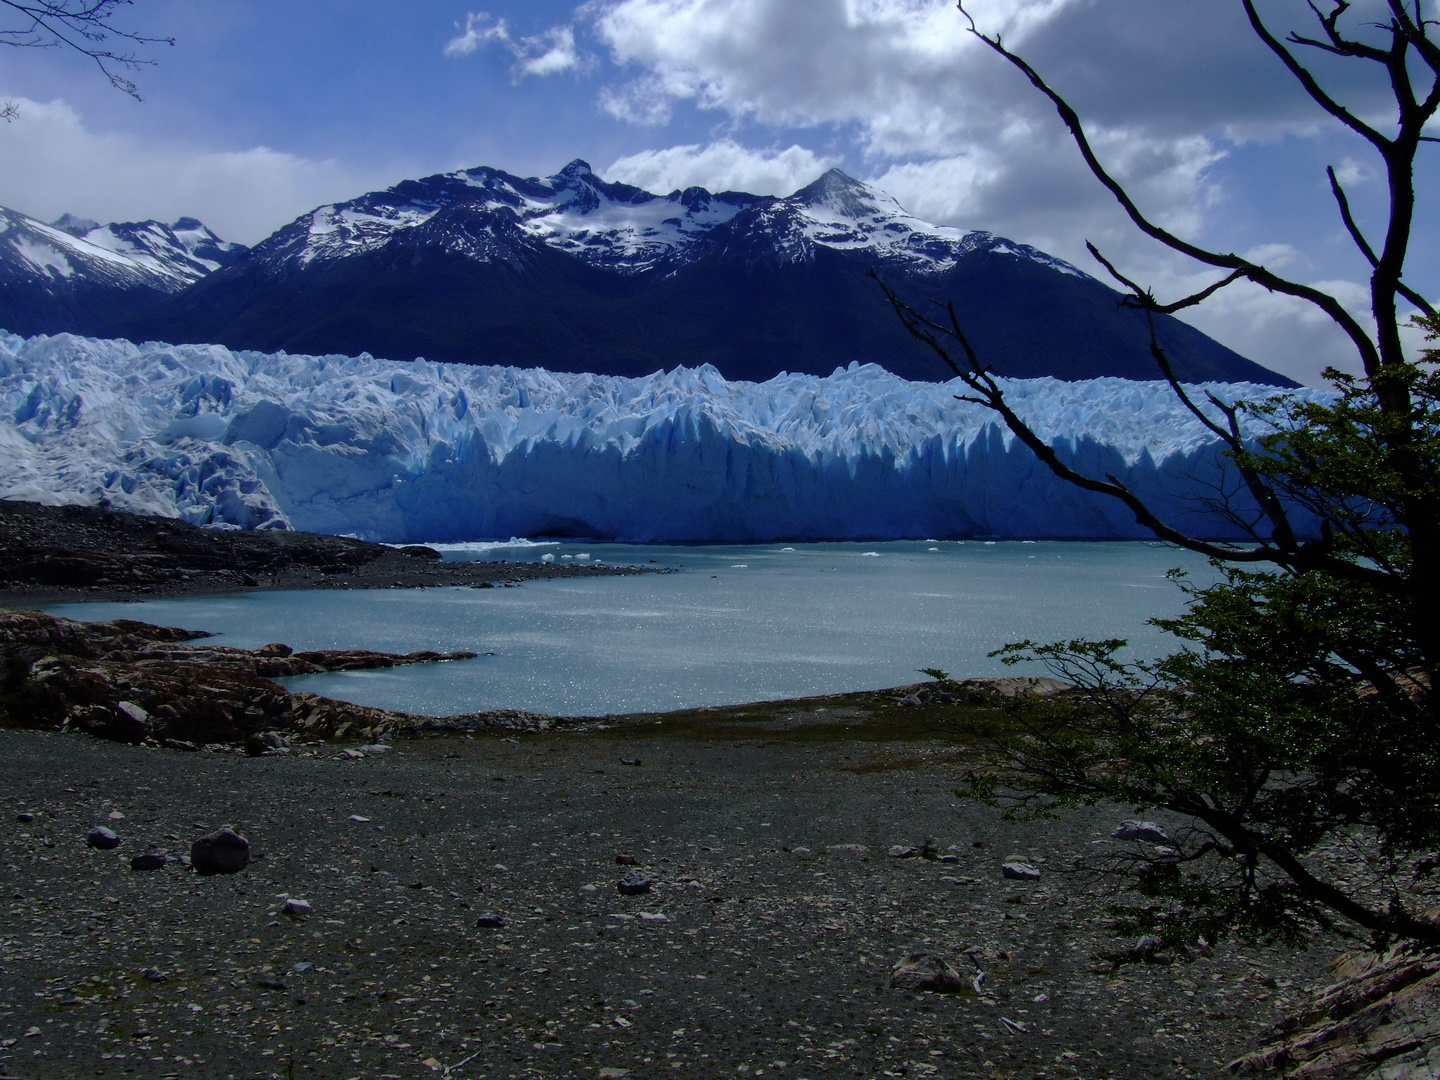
[280,897,312,917]
[1002,861,1041,881]
[889,845,918,858]
[348,815,371,823]
[1133,935,1163,958]
[475,913,506,928]
[87,826,120,850]
[618,870,652,896]
[190,827,250,875]
[637,912,667,921]
[619,758,641,766]
[139,968,168,983]
[615,853,640,865]
[598,1069,631,1079]
[790,847,812,857]
[292,962,314,972]
[1112,820,1170,843]
[939,853,959,863]
[16,812,34,823]
[890,953,966,993]
[116,700,149,725]
[130,852,167,872]
[107,810,125,820]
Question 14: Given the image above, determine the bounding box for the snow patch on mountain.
[0,330,1325,543]
[0,208,246,291]
[260,160,1081,279]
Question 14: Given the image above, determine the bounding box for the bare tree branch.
[0,0,173,101]
[955,2,1388,379]
[1327,165,1437,316]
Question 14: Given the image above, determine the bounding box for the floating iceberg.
[0,331,1325,543]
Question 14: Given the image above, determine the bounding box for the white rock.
[1112,821,1170,844]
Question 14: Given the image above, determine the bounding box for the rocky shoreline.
[0,500,650,608]
[0,608,595,752]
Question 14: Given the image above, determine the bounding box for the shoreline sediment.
[0,499,653,610]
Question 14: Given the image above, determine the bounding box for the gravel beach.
[0,724,1347,1080]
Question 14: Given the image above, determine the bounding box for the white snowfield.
[0,331,1325,543]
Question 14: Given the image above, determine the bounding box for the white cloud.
[584,0,1249,300]
[607,139,840,195]
[598,75,678,126]
[0,97,392,245]
[443,11,512,56]
[444,12,586,81]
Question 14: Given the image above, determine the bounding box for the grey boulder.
[86,826,120,850]
[1112,820,1170,843]
[617,870,652,896]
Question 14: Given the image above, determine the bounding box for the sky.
[0,0,1435,385]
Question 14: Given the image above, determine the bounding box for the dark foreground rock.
[0,498,652,607]
[190,827,250,876]
[890,952,967,993]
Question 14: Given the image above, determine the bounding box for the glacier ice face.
[0,330,1328,543]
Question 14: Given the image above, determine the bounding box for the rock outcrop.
[1230,942,1440,1078]
[0,608,584,746]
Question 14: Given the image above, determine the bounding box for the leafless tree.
[877,0,1439,675]
[1,0,172,116]
[878,2,1440,948]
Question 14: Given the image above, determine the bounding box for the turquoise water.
[48,540,1211,717]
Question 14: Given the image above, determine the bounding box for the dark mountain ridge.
[11,162,1294,386]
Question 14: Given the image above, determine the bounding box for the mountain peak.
[789,168,889,219]
[556,159,594,180]
[51,213,101,237]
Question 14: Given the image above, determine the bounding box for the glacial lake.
[49,540,1215,718]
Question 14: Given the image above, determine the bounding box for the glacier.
[0,330,1327,543]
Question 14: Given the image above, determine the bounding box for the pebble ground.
[0,728,1345,1080]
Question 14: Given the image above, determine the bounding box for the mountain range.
[0,209,246,335]
[0,162,1294,386]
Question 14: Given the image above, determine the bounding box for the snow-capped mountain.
[0,329,1323,540]
[10,162,1292,386]
[252,159,1075,280]
[0,206,247,336]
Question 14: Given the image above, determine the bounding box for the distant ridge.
[6,164,1293,386]
[0,208,246,336]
